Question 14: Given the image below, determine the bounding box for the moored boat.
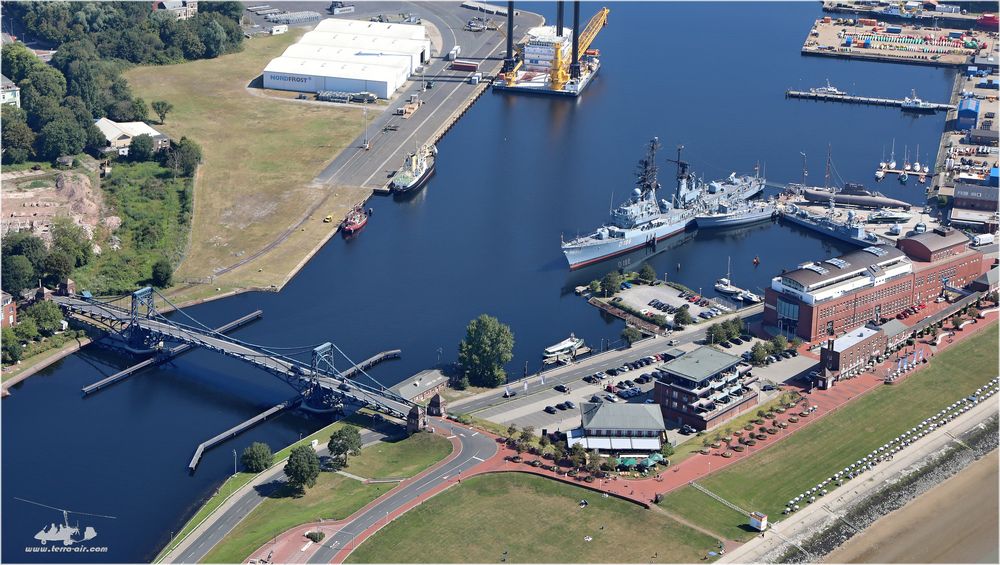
[391,145,437,193]
[544,333,584,357]
[341,204,370,236]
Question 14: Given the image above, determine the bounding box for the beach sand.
[826,453,999,564]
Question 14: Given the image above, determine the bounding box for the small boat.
[918,172,927,184]
[391,145,437,193]
[714,257,742,294]
[753,256,760,266]
[899,169,908,184]
[341,205,369,236]
[922,164,929,174]
[901,90,936,113]
[867,209,911,223]
[888,139,897,170]
[875,169,885,181]
[739,290,762,303]
[544,333,584,357]
[810,79,847,96]
[888,223,902,236]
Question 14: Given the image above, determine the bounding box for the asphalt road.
[307,422,498,562]
[170,425,396,563]
[306,2,544,190]
[450,303,766,416]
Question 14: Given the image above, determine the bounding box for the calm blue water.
[1,3,956,562]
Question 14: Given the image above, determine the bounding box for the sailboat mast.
[824,144,832,190]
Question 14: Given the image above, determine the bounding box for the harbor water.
[1,2,958,562]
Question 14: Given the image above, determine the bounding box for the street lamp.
[232,449,237,476]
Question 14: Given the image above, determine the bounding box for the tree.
[1,106,35,163]
[769,335,788,354]
[1,327,21,364]
[37,116,86,160]
[3,232,48,275]
[50,218,92,268]
[968,307,980,319]
[724,318,743,340]
[750,342,769,365]
[199,1,244,22]
[167,136,202,177]
[639,263,657,282]
[13,318,39,342]
[506,424,518,439]
[151,100,173,124]
[588,279,601,294]
[518,426,535,443]
[43,250,75,284]
[129,134,155,162]
[151,258,173,288]
[621,326,643,345]
[327,425,363,466]
[600,271,622,297]
[284,446,320,492]
[1,255,34,295]
[458,314,514,388]
[22,301,63,336]
[241,442,273,472]
[707,323,726,344]
[661,443,674,458]
[673,307,693,326]
[197,18,227,58]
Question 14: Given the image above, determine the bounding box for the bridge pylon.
[127,287,158,349]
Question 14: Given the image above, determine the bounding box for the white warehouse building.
[263,57,405,99]
[262,18,429,99]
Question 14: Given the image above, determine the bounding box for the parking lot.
[616,284,747,325]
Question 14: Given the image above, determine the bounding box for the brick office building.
[653,347,758,431]
[764,227,983,341]
[818,325,887,379]
[1,291,16,329]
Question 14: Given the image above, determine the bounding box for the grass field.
[202,432,451,563]
[660,323,999,542]
[345,473,721,563]
[124,31,372,295]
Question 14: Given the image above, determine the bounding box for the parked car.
[503,390,517,398]
[565,401,576,409]
[544,405,557,414]
[556,402,568,410]
[590,395,602,403]
[730,337,743,345]
[554,384,569,393]
[605,394,619,402]
[679,424,697,435]
[761,383,776,391]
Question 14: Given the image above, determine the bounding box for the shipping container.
[886,26,902,33]
[450,60,480,72]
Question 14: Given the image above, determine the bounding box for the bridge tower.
[127,287,157,348]
[311,342,336,375]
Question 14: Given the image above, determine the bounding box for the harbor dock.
[785,89,954,111]
[188,399,295,471]
[801,18,990,68]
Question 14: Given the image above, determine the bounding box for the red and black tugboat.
[341,204,370,236]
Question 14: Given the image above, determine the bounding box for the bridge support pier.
[406,405,426,435]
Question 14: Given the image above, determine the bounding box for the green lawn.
[125,30,372,293]
[346,473,721,563]
[156,414,375,562]
[660,322,999,541]
[201,432,451,563]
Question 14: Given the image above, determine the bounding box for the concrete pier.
[340,349,402,380]
[786,90,954,111]
[189,398,295,471]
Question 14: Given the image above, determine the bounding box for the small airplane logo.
[15,498,116,546]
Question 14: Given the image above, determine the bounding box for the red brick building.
[1,291,16,329]
[764,228,983,342]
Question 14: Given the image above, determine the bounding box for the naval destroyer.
[561,138,698,269]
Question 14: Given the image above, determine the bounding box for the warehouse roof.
[661,346,741,382]
[879,319,909,338]
[579,403,665,432]
[781,246,908,289]
[299,31,429,55]
[264,56,402,82]
[954,184,999,202]
[388,369,448,401]
[314,18,427,41]
[281,44,412,71]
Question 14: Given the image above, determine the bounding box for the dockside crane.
[550,4,609,91]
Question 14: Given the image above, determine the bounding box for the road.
[450,304,765,416]
[307,421,497,562]
[304,2,544,190]
[168,424,396,564]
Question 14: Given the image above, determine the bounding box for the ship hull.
[779,212,879,247]
[802,189,911,210]
[695,208,776,229]
[563,221,691,270]
[391,161,435,193]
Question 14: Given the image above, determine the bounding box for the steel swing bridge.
[53,287,413,467]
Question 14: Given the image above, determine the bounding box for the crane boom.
[550,7,609,91]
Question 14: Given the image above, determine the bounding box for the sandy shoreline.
[825,453,999,564]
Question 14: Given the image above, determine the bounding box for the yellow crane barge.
[493,1,608,97]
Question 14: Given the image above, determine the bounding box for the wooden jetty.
[189,398,295,470]
[340,349,402,380]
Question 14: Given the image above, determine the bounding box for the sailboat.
[879,146,887,170]
[913,145,921,173]
[888,139,897,170]
[903,146,912,172]
[714,257,742,294]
